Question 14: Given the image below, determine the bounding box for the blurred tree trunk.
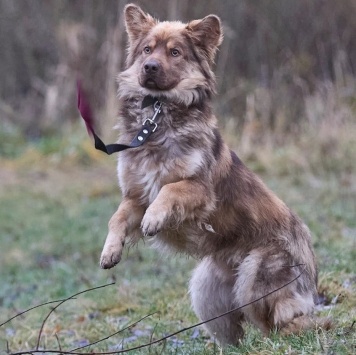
[103,0,126,138]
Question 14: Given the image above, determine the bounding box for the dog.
[99,4,328,346]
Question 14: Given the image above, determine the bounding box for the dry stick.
[149,322,159,353]
[10,266,305,355]
[0,299,73,328]
[54,334,62,353]
[35,282,115,351]
[70,312,157,352]
[109,266,307,354]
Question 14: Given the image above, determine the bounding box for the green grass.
[0,134,355,355]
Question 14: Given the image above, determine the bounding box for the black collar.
[78,89,163,155]
[141,95,159,109]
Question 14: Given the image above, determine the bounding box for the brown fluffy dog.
[100,4,325,346]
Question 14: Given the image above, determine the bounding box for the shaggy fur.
[100,4,329,346]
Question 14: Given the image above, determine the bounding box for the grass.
[0,124,355,354]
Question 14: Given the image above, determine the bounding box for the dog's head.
[119,4,223,105]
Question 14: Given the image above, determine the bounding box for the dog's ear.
[187,15,223,64]
[124,4,156,44]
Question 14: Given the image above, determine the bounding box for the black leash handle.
[77,81,160,155]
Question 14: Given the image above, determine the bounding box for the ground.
[0,130,355,354]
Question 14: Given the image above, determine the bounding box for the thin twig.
[0,299,73,328]
[54,333,62,353]
[149,322,158,353]
[70,312,157,351]
[108,266,306,354]
[35,283,115,350]
[10,266,305,355]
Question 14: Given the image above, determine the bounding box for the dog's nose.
[144,60,160,74]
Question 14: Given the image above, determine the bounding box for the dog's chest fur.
[117,98,210,206]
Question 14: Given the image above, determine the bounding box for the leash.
[77,81,163,155]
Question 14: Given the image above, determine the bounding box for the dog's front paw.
[100,240,124,269]
[141,208,168,237]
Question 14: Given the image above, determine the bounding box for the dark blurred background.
[0,0,355,162]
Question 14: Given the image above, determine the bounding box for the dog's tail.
[280,315,333,335]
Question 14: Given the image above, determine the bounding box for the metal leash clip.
[142,101,162,132]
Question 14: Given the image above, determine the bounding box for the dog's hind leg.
[189,257,244,346]
[233,248,316,335]
[100,198,144,269]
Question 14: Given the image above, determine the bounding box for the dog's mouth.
[144,78,160,90]
[140,74,177,91]
[140,74,179,91]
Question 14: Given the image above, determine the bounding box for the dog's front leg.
[141,180,213,236]
[100,198,144,269]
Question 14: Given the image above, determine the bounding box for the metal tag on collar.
[142,100,162,132]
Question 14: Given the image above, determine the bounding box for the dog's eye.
[171,49,180,57]
[143,46,151,54]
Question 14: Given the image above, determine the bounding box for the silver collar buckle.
[142,101,162,132]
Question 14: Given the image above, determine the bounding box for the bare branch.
[8,266,305,355]
[70,312,157,351]
[106,265,307,354]
[0,299,73,328]
[54,334,62,353]
[35,282,115,350]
